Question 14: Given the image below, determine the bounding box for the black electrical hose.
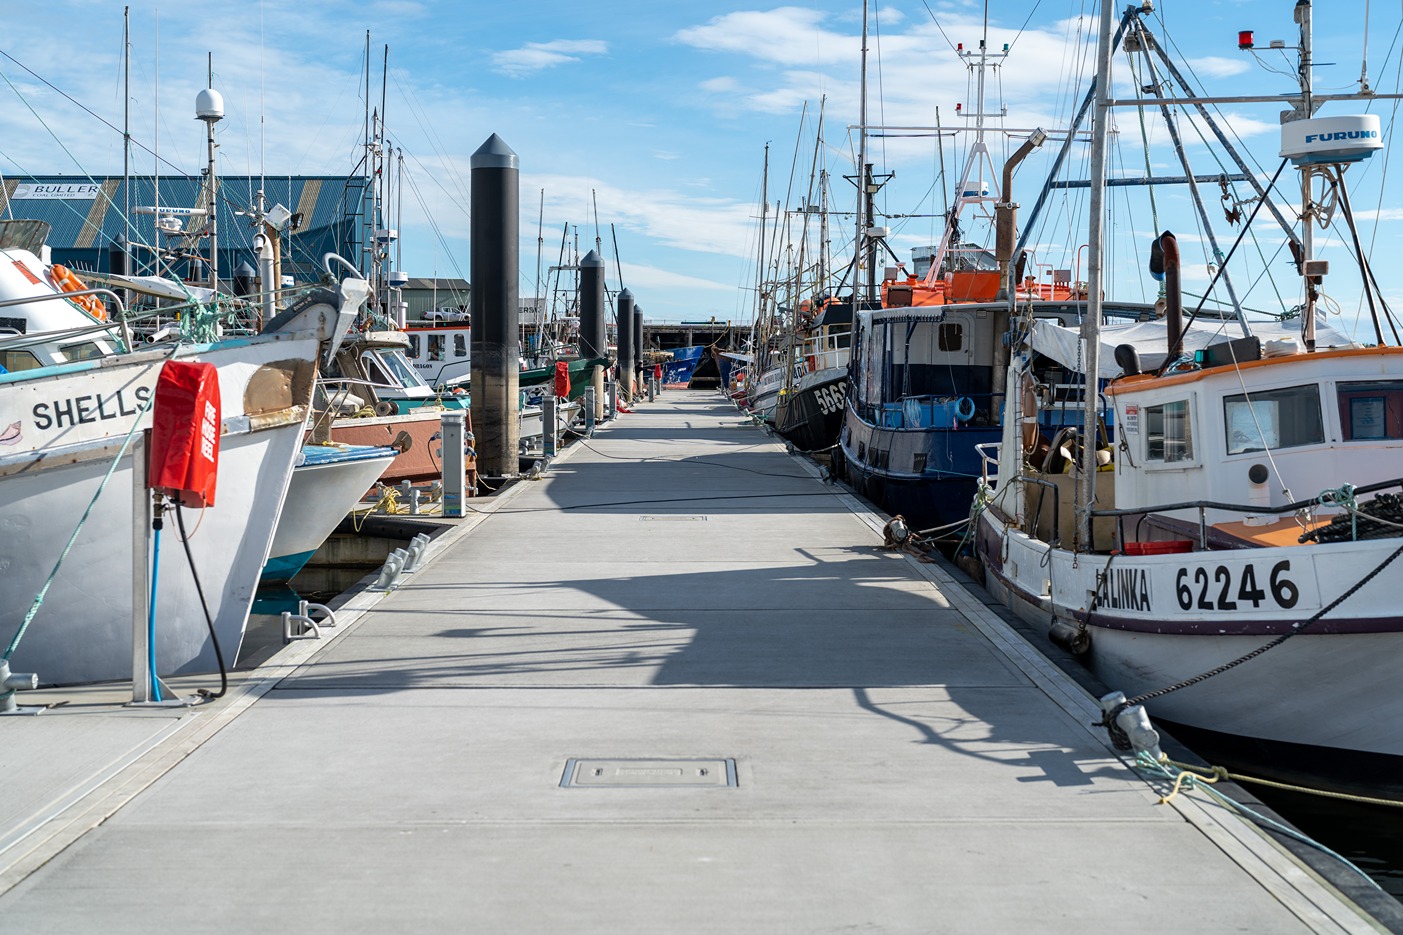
[174,502,228,701]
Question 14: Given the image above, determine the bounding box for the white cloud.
[675,8,844,67]
[1349,208,1403,222]
[620,262,735,293]
[492,40,608,78]
[1187,56,1251,79]
[526,172,758,259]
[700,76,742,93]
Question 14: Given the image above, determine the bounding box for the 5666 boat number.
[814,382,847,416]
[1172,559,1307,612]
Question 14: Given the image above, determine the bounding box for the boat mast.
[201,52,220,293]
[757,142,770,336]
[122,6,130,279]
[856,0,870,302]
[1295,0,1319,351]
[1078,0,1116,552]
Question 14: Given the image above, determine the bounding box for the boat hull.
[839,404,998,530]
[773,368,848,452]
[975,507,1403,796]
[1,335,317,685]
[662,346,705,387]
[261,445,399,584]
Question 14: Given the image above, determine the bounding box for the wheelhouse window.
[0,349,41,373]
[406,335,420,359]
[429,335,446,361]
[1338,381,1403,441]
[59,342,103,362]
[364,350,429,390]
[1145,399,1193,462]
[938,322,963,352]
[454,334,467,357]
[1223,384,1323,454]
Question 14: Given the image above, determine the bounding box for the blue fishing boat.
[661,345,706,386]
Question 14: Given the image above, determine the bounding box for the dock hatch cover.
[560,758,737,788]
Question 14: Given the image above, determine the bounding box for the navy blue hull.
[838,409,999,531]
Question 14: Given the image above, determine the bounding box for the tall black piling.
[616,288,635,401]
[470,133,520,477]
[633,305,645,397]
[579,249,607,422]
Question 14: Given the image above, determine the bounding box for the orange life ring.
[50,264,107,320]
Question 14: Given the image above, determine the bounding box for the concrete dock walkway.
[0,391,1386,932]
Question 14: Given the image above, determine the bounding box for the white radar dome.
[1281,115,1382,166]
[195,88,224,121]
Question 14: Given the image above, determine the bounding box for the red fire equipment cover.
[148,360,221,508]
[553,361,570,398]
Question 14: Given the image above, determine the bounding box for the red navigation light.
[955,103,962,112]
[957,42,963,51]
[1238,30,1254,50]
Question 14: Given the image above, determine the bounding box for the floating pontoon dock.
[0,391,1391,933]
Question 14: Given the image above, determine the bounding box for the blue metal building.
[1,174,373,284]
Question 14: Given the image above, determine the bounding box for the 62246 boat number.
[1174,559,1301,612]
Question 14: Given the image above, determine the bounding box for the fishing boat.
[972,0,1403,796]
[772,298,853,451]
[838,23,1079,532]
[402,318,471,388]
[260,443,399,583]
[519,355,609,406]
[0,236,369,686]
[661,344,706,388]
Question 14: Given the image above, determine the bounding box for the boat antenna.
[610,222,624,289]
[535,188,544,321]
[592,189,602,262]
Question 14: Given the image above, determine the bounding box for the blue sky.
[1,0,1399,335]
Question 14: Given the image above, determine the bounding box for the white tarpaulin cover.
[1028,316,1360,378]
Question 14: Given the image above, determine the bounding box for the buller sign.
[12,183,102,200]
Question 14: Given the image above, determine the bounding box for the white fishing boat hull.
[262,445,399,584]
[975,507,1403,786]
[0,332,319,686]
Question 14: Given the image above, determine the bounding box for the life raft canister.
[50,264,107,320]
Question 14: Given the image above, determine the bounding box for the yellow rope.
[350,487,401,531]
[1162,758,1403,809]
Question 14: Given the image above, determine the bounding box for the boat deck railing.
[977,437,1403,549]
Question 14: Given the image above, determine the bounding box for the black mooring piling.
[633,305,645,395]
[616,288,635,401]
[470,133,521,478]
[579,249,607,422]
